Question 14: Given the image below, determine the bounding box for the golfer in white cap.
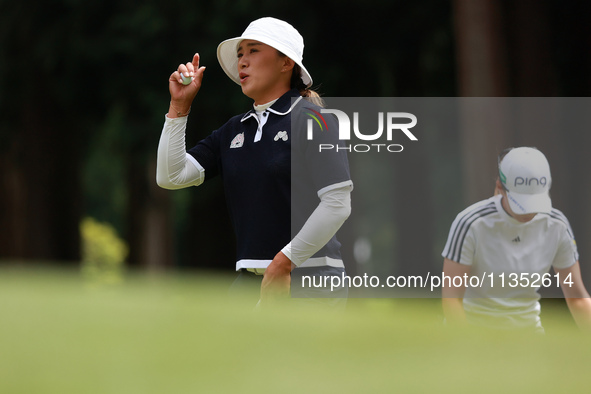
[441,147,591,332]
[156,17,353,305]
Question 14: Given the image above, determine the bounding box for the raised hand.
[168,53,206,118]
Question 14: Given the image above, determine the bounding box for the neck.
[500,196,514,217]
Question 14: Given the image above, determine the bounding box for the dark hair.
[277,50,325,107]
[290,64,325,107]
[496,147,513,191]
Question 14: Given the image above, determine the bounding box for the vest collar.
[240,89,302,122]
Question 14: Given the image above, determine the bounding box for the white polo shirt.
[442,194,579,329]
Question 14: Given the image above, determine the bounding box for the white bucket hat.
[217,17,313,88]
[499,147,552,214]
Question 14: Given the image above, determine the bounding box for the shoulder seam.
[546,209,575,240]
[446,202,497,263]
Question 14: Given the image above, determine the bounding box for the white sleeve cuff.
[281,243,293,262]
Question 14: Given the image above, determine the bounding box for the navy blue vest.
[188,89,351,263]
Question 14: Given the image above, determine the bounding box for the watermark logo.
[306,108,417,153]
[305,108,329,134]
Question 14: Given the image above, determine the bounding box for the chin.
[241,85,256,101]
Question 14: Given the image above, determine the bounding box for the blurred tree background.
[1,0,590,282]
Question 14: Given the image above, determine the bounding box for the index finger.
[192,53,201,69]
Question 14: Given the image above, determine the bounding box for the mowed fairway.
[0,265,589,394]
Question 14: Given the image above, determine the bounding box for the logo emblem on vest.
[274,131,288,141]
[511,236,521,243]
[230,132,244,148]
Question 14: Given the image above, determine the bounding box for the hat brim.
[216,37,313,88]
[506,190,552,215]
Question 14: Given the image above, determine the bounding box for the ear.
[281,57,295,73]
[494,178,504,196]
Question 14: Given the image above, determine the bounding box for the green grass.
[0,265,589,394]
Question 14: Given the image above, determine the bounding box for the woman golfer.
[442,147,591,332]
[156,17,352,304]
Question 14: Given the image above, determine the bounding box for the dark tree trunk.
[0,84,80,263]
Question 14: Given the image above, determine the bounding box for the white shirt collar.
[253,98,279,113]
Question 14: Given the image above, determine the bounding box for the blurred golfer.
[442,147,591,332]
[156,17,352,305]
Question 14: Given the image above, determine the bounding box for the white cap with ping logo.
[499,147,552,214]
